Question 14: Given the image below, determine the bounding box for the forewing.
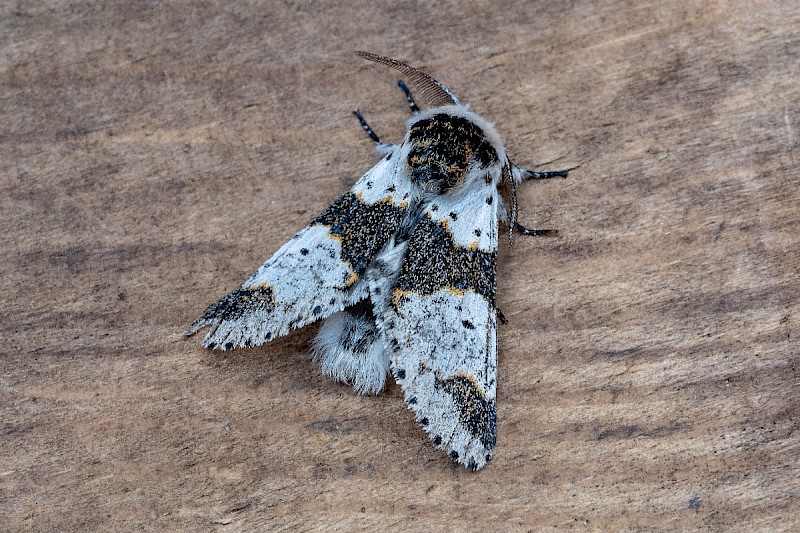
[187,155,412,350]
[382,182,500,470]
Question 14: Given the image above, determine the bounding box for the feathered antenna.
[355,51,460,108]
[504,164,519,245]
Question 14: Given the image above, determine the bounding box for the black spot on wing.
[393,214,497,305]
[436,373,496,450]
[313,191,407,277]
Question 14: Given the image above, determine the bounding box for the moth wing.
[382,181,500,470]
[187,155,412,350]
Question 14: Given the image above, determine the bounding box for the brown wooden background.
[2,1,798,531]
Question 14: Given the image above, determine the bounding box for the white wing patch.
[188,225,366,350]
[426,179,500,251]
[388,290,498,469]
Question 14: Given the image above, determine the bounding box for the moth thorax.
[406,113,499,194]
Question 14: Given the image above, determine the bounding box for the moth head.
[404,108,507,194]
[357,53,509,194]
[356,52,507,194]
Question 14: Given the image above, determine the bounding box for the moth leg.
[520,163,581,181]
[497,308,508,325]
[312,300,390,395]
[353,109,396,156]
[397,80,420,114]
[514,223,558,237]
[521,168,569,180]
[352,109,382,144]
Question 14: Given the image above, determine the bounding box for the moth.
[186,52,570,470]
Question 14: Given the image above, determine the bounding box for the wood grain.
[2,1,798,531]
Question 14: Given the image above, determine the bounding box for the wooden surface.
[2,1,798,531]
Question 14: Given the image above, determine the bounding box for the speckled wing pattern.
[382,183,500,471]
[185,155,412,350]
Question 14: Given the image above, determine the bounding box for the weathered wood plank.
[2,1,798,530]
